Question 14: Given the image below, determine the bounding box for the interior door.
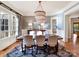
[73,22,79,37]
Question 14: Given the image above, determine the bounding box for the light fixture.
[34,1,46,23]
[28,23,32,26]
[28,23,32,29]
[41,23,44,26]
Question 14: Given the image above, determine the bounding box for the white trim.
[2,1,79,16]
[0,35,16,51]
[64,2,79,15]
[50,17,57,35]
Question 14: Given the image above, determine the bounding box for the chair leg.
[43,45,49,56]
[21,43,24,53]
[47,46,50,55]
[31,45,37,57]
[23,45,26,55]
[36,45,38,54]
[31,46,34,56]
[54,42,58,55]
[36,46,42,54]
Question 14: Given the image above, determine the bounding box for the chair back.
[36,35,45,46]
[24,35,33,46]
[48,36,58,47]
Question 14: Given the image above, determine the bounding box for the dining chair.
[24,35,34,55]
[48,36,58,55]
[35,35,45,54]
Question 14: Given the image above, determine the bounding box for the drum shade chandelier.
[34,1,46,23]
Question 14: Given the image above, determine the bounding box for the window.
[1,14,8,31]
[0,14,8,39]
[36,31,42,36]
[0,14,18,39]
[29,31,35,35]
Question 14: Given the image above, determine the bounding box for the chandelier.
[34,1,46,23]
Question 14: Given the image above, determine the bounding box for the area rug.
[5,46,75,57]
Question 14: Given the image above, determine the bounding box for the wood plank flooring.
[0,40,21,57]
[64,38,79,57]
[0,38,79,57]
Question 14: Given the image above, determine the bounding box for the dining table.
[17,34,63,53]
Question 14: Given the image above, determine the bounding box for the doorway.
[70,17,79,42]
[73,22,79,38]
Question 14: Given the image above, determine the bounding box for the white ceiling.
[2,1,73,16]
[65,4,79,15]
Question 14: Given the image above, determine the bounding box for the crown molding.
[52,1,79,16]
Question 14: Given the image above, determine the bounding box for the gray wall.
[23,16,51,29]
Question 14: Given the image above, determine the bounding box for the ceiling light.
[34,1,46,23]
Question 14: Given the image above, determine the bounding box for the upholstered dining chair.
[36,35,45,46]
[48,36,58,55]
[35,35,45,54]
[24,35,34,55]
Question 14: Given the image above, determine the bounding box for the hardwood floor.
[0,40,21,57]
[0,38,79,57]
[64,38,79,57]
